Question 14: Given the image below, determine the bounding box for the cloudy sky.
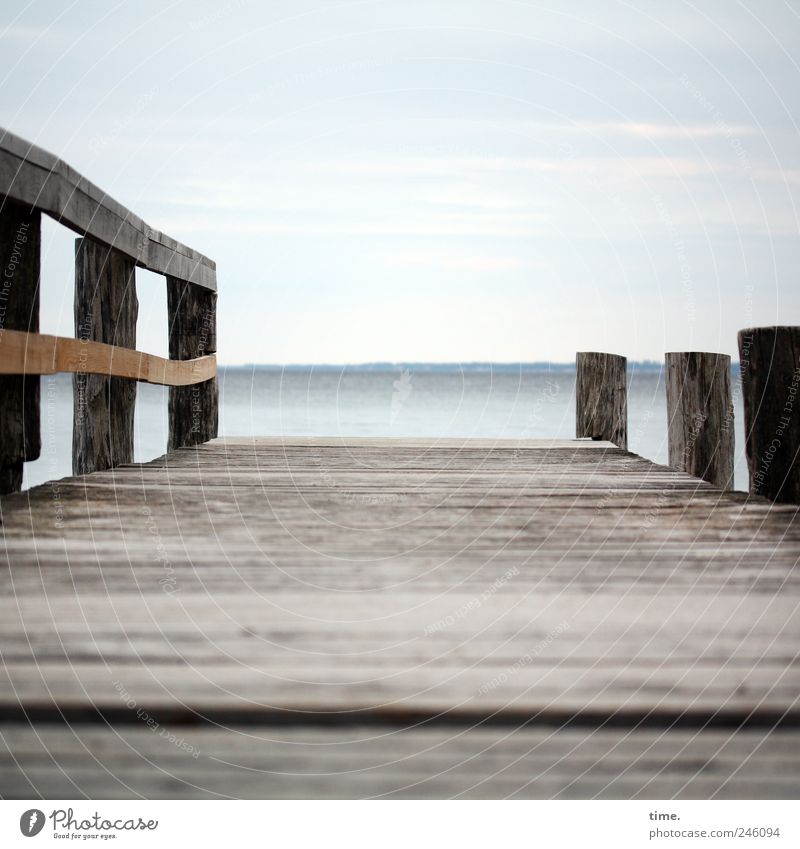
[2,0,799,363]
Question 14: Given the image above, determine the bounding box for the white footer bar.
[2,800,798,848]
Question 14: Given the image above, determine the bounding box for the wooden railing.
[0,128,218,493]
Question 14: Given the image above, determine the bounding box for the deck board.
[1,437,798,798]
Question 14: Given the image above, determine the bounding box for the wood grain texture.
[0,198,41,494]
[167,276,218,450]
[0,127,216,290]
[738,326,800,504]
[576,352,627,449]
[0,437,798,798]
[1,724,796,799]
[73,238,137,475]
[665,352,734,490]
[0,328,216,385]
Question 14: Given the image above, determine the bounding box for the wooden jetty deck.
[2,437,799,799]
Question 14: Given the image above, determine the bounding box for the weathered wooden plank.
[209,437,618,449]
[73,237,138,475]
[665,351,734,489]
[0,197,41,493]
[0,725,796,799]
[167,276,218,450]
[575,352,627,449]
[0,580,797,719]
[0,128,216,290]
[2,659,797,721]
[0,328,216,385]
[738,326,800,503]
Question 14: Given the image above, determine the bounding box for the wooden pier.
[1,437,799,798]
[1,131,799,799]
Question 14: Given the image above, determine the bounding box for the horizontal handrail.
[0,329,216,386]
[0,128,216,291]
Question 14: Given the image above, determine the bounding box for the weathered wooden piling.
[72,237,138,475]
[576,351,627,449]
[0,198,41,493]
[167,277,218,450]
[738,326,800,503]
[665,352,734,489]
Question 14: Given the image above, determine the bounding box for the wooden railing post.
[73,237,138,475]
[665,351,734,489]
[575,351,627,449]
[167,277,218,450]
[738,326,800,503]
[0,199,41,493]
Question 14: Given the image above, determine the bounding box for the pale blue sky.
[2,0,799,363]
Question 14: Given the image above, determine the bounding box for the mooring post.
[0,198,41,494]
[665,351,734,489]
[575,351,628,449]
[72,237,138,475]
[167,276,218,450]
[737,326,800,503]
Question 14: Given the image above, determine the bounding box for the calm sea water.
[26,365,749,491]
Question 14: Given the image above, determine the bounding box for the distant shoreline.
[216,361,741,374]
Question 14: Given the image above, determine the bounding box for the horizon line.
[214,359,690,369]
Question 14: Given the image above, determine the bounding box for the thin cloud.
[157,212,552,238]
[617,122,757,139]
[380,250,531,272]
[310,155,729,178]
